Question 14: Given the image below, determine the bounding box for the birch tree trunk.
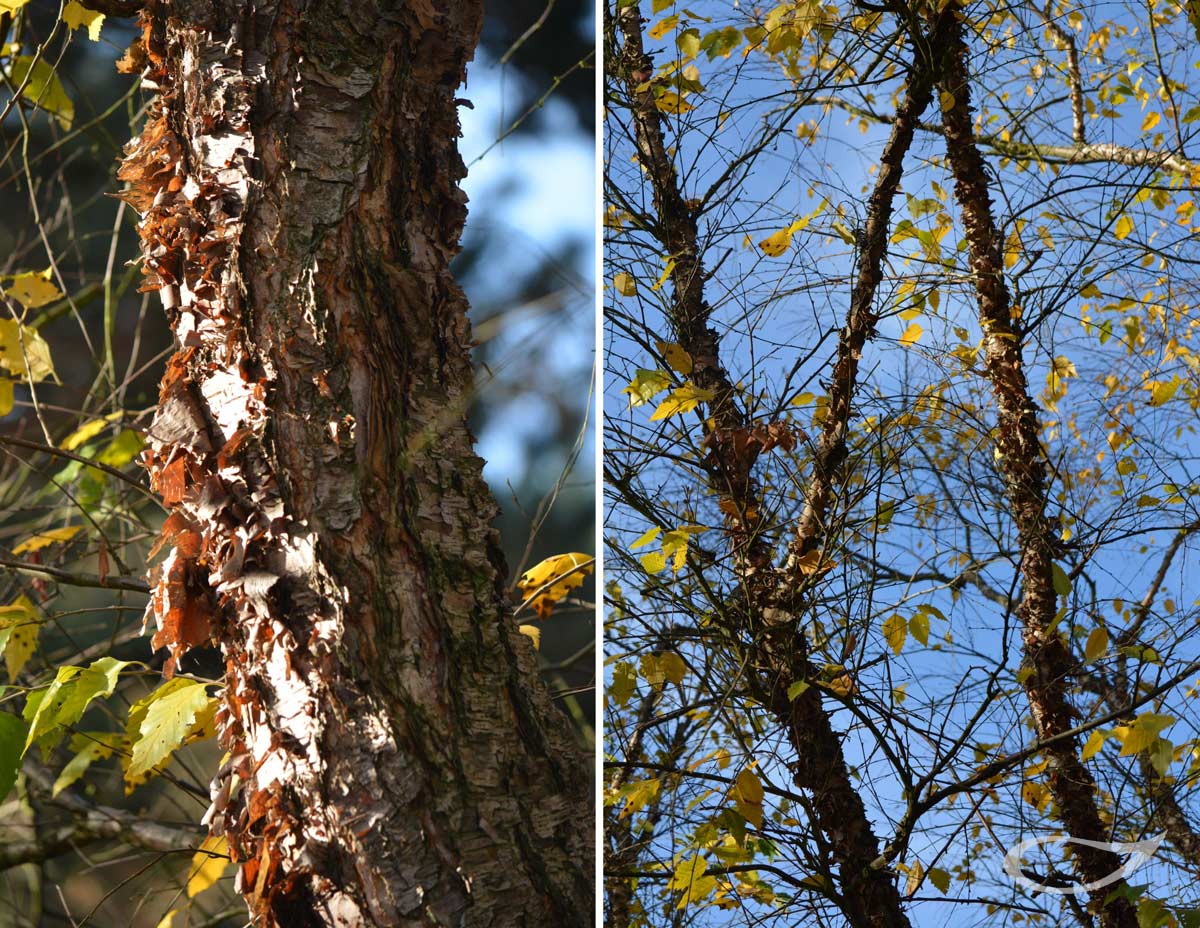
[119,0,592,925]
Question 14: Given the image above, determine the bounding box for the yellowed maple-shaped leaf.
[187,834,231,898]
[12,524,82,555]
[516,552,593,619]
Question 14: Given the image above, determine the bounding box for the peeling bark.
[122,1,592,924]
[936,15,1136,927]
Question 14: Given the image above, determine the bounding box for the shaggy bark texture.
[937,14,1135,927]
[121,0,592,924]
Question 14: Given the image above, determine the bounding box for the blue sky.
[604,1,1200,924]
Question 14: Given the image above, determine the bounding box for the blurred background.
[0,0,594,924]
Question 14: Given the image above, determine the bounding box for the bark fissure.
[936,14,1136,926]
[125,1,591,924]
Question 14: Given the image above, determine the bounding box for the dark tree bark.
[120,1,592,925]
[936,13,1135,928]
[611,6,927,926]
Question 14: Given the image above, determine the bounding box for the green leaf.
[24,665,84,753]
[0,711,27,802]
[4,56,74,129]
[1051,563,1071,597]
[928,867,951,894]
[623,369,672,407]
[126,679,214,782]
[95,429,145,466]
[787,679,810,700]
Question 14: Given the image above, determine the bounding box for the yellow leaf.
[899,322,923,346]
[640,551,667,574]
[905,861,924,896]
[939,89,956,111]
[648,14,679,39]
[623,368,671,407]
[650,383,714,420]
[929,867,951,894]
[1085,626,1108,661]
[3,58,73,129]
[826,672,856,697]
[732,769,764,828]
[0,379,12,417]
[154,912,177,928]
[630,526,661,550]
[187,834,231,898]
[1112,713,1174,756]
[60,412,123,451]
[658,652,686,685]
[613,272,637,297]
[0,595,40,680]
[1141,111,1161,132]
[0,319,56,383]
[792,549,834,577]
[518,624,541,650]
[62,1,104,40]
[516,552,593,619]
[12,524,82,555]
[655,91,693,114]
[1114,214,1134,240]
[655,340,693,374]
[1081,729,1108,761]
[1148,378,1180,406]
[4,269,62,309]
[0,0,33,14]
[882,613,907,655]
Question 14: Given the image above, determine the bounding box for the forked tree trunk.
[119,1,592,924]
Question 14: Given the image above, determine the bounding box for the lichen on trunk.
[121,1,592,924]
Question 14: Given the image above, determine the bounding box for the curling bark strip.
[123,0,591,924]
[613,8,918,925]
[936,12,1136,926]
